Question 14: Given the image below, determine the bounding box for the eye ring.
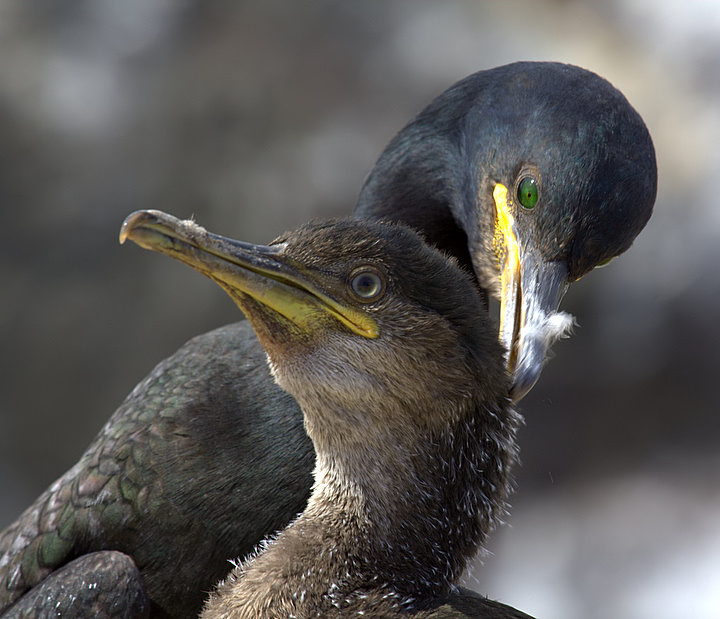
[516,175,539,210]
[349,267,385,301]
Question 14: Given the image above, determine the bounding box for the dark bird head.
[120,211,509,457]
[355,61,657,400]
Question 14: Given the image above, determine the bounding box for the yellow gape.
[493,183,522,371]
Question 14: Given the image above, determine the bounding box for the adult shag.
[0,62,655,617]
[124,210,532,618]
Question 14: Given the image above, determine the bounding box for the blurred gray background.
[1,1,718,617]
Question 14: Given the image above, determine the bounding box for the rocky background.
[1,1,718,617]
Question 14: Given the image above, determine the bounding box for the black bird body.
[0,322,311,617]
[121,211,529,618]
[0,62,656,617]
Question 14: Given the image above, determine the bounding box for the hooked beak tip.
[509,366,540,402]
[508,311,575,402]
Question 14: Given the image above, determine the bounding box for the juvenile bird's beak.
[493,184,573,402]
[119,210,379,341]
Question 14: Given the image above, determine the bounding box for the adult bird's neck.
[355,134,478,279]
[353,80,496,286]
[230,397,518,616]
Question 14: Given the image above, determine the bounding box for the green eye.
[350,269,384,300]
[517,176,539,209]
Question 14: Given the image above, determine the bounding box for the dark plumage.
[123,210,530,618]
[1,552,149,618]
[356,62,656,397]
[0,62,656,617]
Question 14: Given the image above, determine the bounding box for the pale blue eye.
[350,270,384,300]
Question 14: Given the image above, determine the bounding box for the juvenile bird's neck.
[203,397,518,618]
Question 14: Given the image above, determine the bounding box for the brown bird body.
[121,211,531,618]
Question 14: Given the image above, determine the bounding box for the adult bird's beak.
[493,184,573,402]
[119,210,379,341]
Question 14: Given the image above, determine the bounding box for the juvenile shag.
[0,62,656,617]
[123,210,531,618]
